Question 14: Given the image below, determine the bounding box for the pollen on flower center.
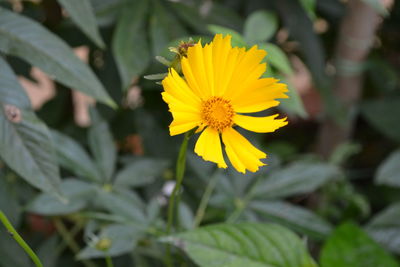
[201,96,234,132]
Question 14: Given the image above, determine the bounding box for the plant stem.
[193,173,220,228]
[165,130,193,267]
[0,210,43,267]
[105,255,114,267]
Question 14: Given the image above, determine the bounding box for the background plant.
[1,0,400,266]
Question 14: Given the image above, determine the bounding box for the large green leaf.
[57,0,104,48]
[244,11,278,44]
[88,109,116,182]
[163,223,317,267]
[112,0,150,90]
[375,149,400,188]
[366,202,400,254]
[0,7,114,107]
[51,130,101,182]
[260,43,293,75]
[361,98,400,143]
[253,162,339,199]
[250,201,332,239]
[320,223,399,267]
[114,158,169,187]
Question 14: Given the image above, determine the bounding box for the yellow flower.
[161,34,288,173]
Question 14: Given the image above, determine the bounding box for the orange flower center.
[201,96,234,132]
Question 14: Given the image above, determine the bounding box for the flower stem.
[105,256,114,267]
[165,130,193,267]
[193,173,220,228]
[0,210,43,267]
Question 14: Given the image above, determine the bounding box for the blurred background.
[0,0,400,266]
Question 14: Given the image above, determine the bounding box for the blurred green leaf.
[28,179,94,215]
[361,98,400,143]
[366,202,400,254]
[203,3,243,32]
[178,202,195,230]
[112,0,150,90]
[163,223,317,267]
[150,0,187,55]
[78,224,142,259]
[0,228,30,267]
[51,130,101,182]
[320,223,398,267]
[207,24,247,47]
[250,201,333,239]
[299,0,317,20]
[244,11,278,44]
[361,0,389,16]
[88,109,116,182]
[37,235,59,267]
[114,158,169,187]
[279,77,308,118]
[0,7,115,107]
[0,177,21,226]
[375,149,400,188]
[57,0,105,48]
[260,43,293,75]
[253,162,339,199]
[171,2,208,34]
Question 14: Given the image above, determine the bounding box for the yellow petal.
[170,120,199,136]
[194,127,227,168]
[222,128,266,173]
[234,114,288,133]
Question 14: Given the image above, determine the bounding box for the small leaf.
[207,24,247,47]
[143,73,168,80]
[155,56,171,66]
[78,224,142,259]
[375,149,400,188]
[0,8,115,107]
[57,0,105,48]
[51,130,101,182]
[163,223,318,267]
[244,10,278,44]
[361,98,400,143]
[253,161,340,199]
[320,223,399,267]
[250,200,333,239]
[259,43,293,75]
[114,158,169,187]
[28,179,94,215]
[112,0,150,90]
[88,109,116,182]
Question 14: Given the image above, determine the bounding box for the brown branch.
[316,0,391,158]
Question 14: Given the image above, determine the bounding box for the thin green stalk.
[105,255,114,267]
[193,173,220,228]
[165,130,194,267]
[0,210,43,267]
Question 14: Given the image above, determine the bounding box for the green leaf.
[78,224,142,259]
[253,162,339,199]
[149,0,187,55]
[207,24,247,47]
[320,223,399,267]
[375,149,400,188]
[361,98,400,143]
[259,43,293,75]
[361,0,389,16]
[163,223,318,267]
[299,0,317,20]
[244,11,278,44]
[0,108,61,194]
[366,202,400,254]
[88,109,116,182]
[112,0,150,90]
[250,201,332,239]
[114,158,169,187]
[0,228,30,267]
[0,7,115,107]
[279,77,308,118]
[50,130,101,182]
[57,0,105,48]
[0,177,21,226]
[28,179,94,215]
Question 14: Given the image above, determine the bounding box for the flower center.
[201,96,234,132]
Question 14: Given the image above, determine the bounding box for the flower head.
[161,34,288,173]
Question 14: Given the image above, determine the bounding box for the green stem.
[193,173,220,228]
[0,210,43,267]
[105,255,114,267]
[165,130,193,267]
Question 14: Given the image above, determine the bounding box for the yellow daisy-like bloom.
[161,34,288,173]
